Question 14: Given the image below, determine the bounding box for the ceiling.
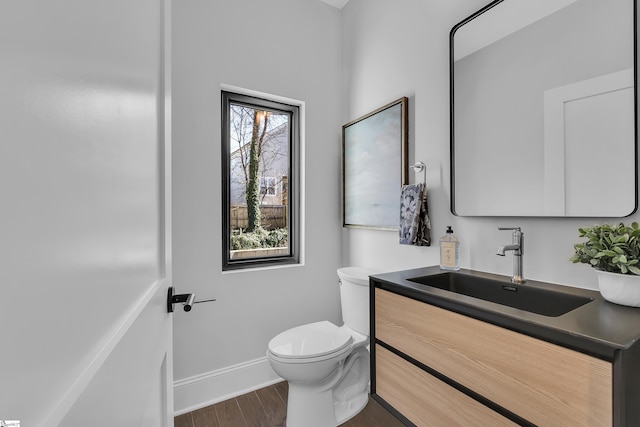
[319,0,350,9]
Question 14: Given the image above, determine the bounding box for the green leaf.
[629,265,640,275]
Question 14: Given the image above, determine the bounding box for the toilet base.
[286,385,370,427]
[285,347,370,427]
[334,390,369,425]
[287,384,336,427]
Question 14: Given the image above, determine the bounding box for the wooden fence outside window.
[230,204,287,230]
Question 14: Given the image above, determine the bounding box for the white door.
[0,0,174,426]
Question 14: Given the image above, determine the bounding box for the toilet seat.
[267,321,354,363]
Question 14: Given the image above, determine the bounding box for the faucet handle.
[498,227,521,231]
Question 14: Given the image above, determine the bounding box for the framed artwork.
[342,97,408,230]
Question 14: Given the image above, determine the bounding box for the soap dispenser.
[440,226,460,271]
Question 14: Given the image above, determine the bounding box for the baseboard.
[173,356,283,416]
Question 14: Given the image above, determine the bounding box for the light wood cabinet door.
[376,345,518,426]
[375,288,613,426]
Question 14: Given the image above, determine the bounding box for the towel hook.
[411,161,426,185]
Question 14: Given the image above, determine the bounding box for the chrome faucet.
[497,227,525,284]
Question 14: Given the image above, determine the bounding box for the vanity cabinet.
[371,267,640,426]
[373,288,611,426]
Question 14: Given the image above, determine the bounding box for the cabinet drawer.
[376,345,518,426]
[375,288,612,426]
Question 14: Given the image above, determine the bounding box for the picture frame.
[342,97,409,230]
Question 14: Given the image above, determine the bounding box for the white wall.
[341,0,640,290]
[172,0,344,413]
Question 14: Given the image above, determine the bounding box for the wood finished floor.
[174,381,405,427]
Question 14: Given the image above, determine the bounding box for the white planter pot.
[595,269,640,307]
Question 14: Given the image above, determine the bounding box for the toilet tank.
[337,267,378,336]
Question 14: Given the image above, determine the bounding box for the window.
[260,177,276,196]
[221,90,300,270]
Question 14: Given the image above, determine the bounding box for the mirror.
[451,0,637,217]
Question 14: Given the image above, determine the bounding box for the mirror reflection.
[451,0,637,217]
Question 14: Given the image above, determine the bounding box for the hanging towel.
[399,183,431,246]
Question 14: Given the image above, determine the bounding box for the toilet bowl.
[267,267,376,427]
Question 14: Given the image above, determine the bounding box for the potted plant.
[571,222,640,307]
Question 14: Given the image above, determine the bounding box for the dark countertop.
[371,266,640,360]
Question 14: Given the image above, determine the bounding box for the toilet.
[267,267,376,427]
